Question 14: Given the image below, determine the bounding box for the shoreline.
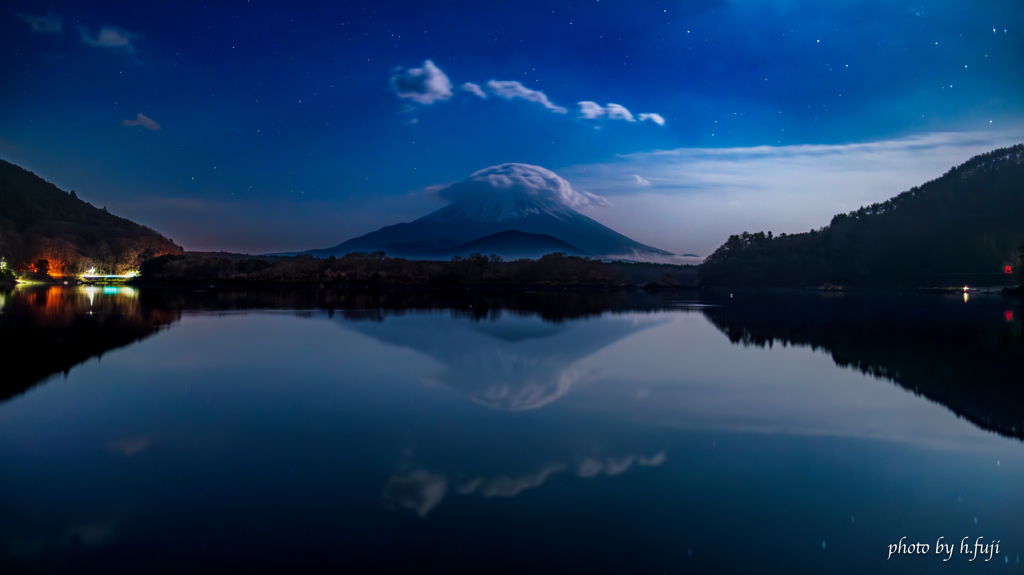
[7,280,1021,300]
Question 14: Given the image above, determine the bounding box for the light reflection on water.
[11,284,140,316]
[0,286,1021,574]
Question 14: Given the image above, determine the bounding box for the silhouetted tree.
[369,251,386,274]
[469,253,491,279]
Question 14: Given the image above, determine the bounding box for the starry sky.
[2,0,1023,255]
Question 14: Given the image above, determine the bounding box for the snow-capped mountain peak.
[309,163,675,261]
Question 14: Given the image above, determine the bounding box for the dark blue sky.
[2,0,1022,254]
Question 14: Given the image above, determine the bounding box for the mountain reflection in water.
[339,312,665,410]
[2,286,1022,442]
[2,286,1023,573]
[0,286,663,397]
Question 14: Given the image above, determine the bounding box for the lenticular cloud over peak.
[438,163,608,209]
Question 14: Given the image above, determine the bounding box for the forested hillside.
[0,159,182,275]
[700,144,1024,287]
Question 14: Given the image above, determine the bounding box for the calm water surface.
[1,287,1022,574]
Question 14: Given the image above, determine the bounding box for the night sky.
[2,0,1023,255]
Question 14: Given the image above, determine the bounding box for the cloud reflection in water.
[384,470,448,518]
[387,451,667,517]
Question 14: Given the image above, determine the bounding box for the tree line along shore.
[3,144,1024,291]
[130,251,699,289]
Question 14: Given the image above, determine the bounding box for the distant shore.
[130,252,701,290]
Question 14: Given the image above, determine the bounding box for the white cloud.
[639,113,666,126]
[79,26,134,50]
[397,69,656,126]
[578,102,663,125]
[578,101,605,119]
[390,60,452,105]
[486,80,567,113]
[18,12,62,33]
[121,113,161,131]
[633,174,651,186]
[438,163,608,211]
[564,130,1024,257]
[460,82,487,99]
[605,103,635,122]
[389,63,658,126]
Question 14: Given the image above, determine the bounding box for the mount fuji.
[307,163,675,261]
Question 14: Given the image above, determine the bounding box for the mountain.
[0,159,182,276]
[307,163,674,261]
[428,230,588,259]
[700,143,1024,287]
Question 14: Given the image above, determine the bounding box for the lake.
[1,286,1022,573]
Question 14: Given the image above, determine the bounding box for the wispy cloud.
[460,82,487,98]
[394,62,658,125]
[632,174,651,186]
[566,130,1024,257]
[390,60,453,105]
[121,113,161,131]
[577,102,664,125]
[18,11,62,33]
[79,26,135,51]
[604,103,634,121]
[486,80,567,113]
[579,101,605,119]
[639,113,665,126]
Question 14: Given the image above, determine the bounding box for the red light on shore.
[1006,265,1013,274]
[1007,310,1015,322]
